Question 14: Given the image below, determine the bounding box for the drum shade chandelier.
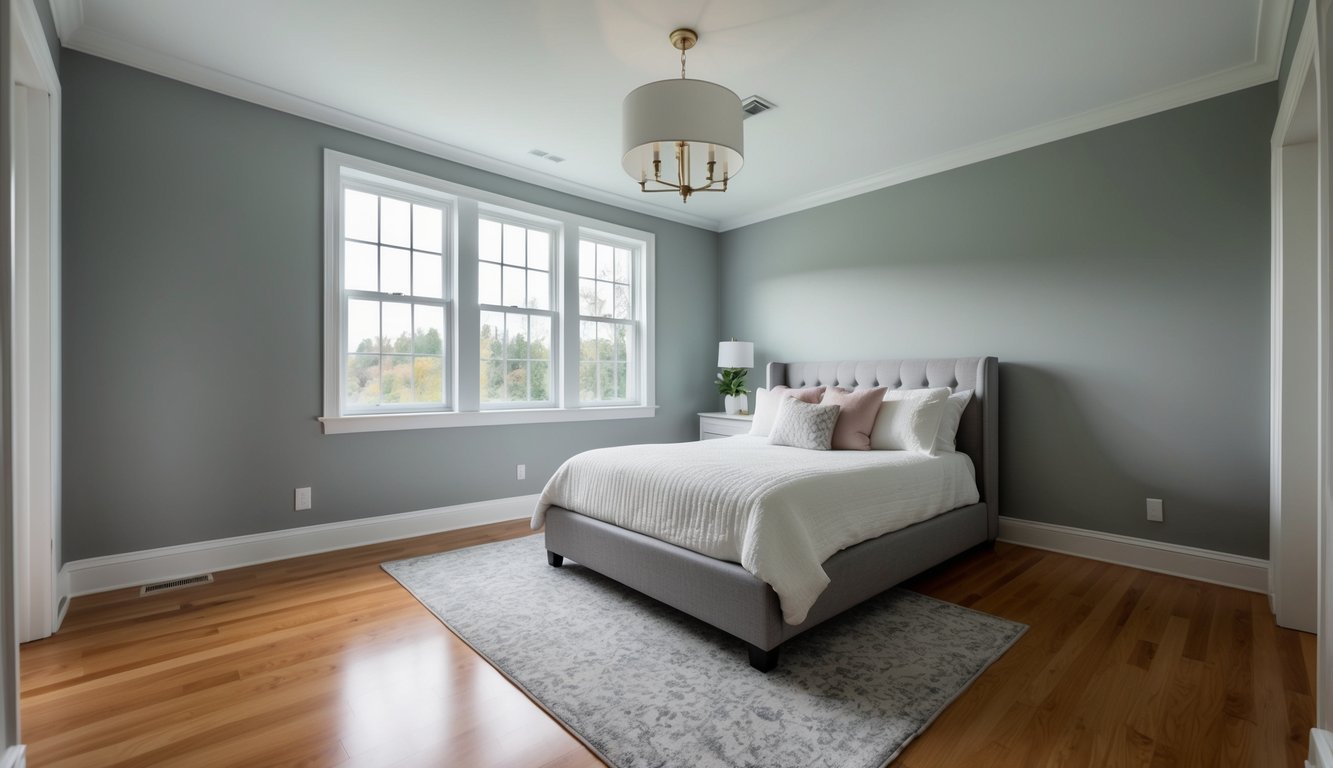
[622,28,744,202]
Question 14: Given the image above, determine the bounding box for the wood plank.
[21,523,1314,767]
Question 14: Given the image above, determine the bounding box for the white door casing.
[11,0,62,643]
[1272,0,1321,636]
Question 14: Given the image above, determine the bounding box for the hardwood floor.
[20,522,1315,767]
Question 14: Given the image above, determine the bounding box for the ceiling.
[50,0,1291,231]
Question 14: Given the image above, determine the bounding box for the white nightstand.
[698,412,753,440]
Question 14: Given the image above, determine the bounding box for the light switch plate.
[1146,498,1163,522]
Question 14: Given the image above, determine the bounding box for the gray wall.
[719,84,1277,558]
[61,52,719,561]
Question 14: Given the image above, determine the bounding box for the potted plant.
[716,368,750,415]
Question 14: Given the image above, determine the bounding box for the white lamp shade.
[717,341,754,369]
[623,79,744,184]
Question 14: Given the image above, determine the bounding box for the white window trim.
[576,230,647,406]
[339,178,454,415]
[319,405,658,434]
[321,150,656,434]
[477,212,560,410]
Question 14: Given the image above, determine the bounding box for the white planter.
[724,394,748,415]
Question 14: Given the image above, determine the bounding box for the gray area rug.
[383,535,1026,768]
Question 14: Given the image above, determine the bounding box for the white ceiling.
[51,0,1291,231]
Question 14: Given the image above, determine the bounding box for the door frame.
[11,0,62,643]
[1317,0,1333,734]
[1271,0,1321,634]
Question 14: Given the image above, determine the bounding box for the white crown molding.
[1272,0,1318,145]
[47,0,83,42]
[998,516,1269,594]
[59,0,1291,235]
[14,0,60,91]
[1258,0,1296,76]
[719,59,1278,231]
[60,494,537,597]
[61,26,722,232]
[719,0,1292,231]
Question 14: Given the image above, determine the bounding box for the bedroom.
[0,0,1329,765]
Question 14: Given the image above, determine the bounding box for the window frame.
[477,210,560,410]
[577,231,644,406]
[321,150,656,434]
[339,177,454,415]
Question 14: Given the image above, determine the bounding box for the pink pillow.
[748,385,829,436]
[783,385,827,404]
[822,386,889,450]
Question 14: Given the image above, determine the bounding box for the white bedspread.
[532,436,979,624]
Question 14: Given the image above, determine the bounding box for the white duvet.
[532,436,979,624]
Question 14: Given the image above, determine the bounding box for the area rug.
[383,534,1025,768]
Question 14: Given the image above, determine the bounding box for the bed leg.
[546,551,564,568]
[747,643,780,673]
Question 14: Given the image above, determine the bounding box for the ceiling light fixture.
[622,28,744,203]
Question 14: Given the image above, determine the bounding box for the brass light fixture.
[622,28,745,202]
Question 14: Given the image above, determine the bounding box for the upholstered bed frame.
[542,357,999,671]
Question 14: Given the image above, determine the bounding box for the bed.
[537,357,999,671]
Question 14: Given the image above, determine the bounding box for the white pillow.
[747,386,826,436]
[934,389,974,453]
[749,387,782,436]
[869,387,951,453]
[768,398,841,450]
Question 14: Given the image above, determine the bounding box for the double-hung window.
[478,216,556,408]
[339,182,451,412]
[578,237,639,404]
[322,151,655,434]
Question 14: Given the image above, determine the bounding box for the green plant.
[715,368,749,397]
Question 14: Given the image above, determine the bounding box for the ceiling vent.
[740,95,776,119]
[528,149,566,163]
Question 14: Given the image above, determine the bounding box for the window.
[479,217,556,407]
[578,238,638,403]
[322,151,655,434]
[341,185,450,412]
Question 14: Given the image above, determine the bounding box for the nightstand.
[698,412,754,440]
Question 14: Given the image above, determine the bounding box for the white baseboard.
[61,495,537,597]
[0,745,26,768]
[55,567,70,630]
[997,516,1269,594]
[1309,729,1333,768]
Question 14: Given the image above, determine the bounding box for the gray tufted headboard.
[767,357,999,540]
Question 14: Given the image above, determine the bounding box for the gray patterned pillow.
[768,397,841,450]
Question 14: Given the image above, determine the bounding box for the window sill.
[319,405,658,435]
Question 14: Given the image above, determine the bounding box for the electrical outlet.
[1146,498,1163,522]
[295,487,312,511]
[516,464,526,481]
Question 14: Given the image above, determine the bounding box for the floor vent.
[140,573,214,596]
[741,95,776,119]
